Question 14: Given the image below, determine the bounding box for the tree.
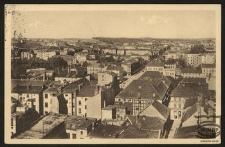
[190,44,205,54]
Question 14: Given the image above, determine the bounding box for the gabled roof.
[118,125,149,138]
[174,125,198,138]
[183,98,198,109]
[140,101,170,120]
[126,115,165,130]
[171,83,209,98]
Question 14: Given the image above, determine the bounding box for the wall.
[86,93,102,119]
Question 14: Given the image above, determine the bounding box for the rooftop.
[118,125,149,138]
[174,125,198,138]
[171,83,209,98]
[77,85,97,97]
[62,83,79,93]
[55,71,77,78]
[201,64,216,68]
[88,124,124,138]
[12,86,43,94]
[146,62,164,67]
[181,78,206,84]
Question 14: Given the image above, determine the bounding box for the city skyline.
[12,10,215,39]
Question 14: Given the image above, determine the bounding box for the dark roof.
[171,83,209,98]
[77,120,94,129]
[62,83,79,93]
[44,87,59,93]
[141,71,163,79]
[127,115,165,130]
[11,79,51,89]
[106,65,123,71]
[12,86,43,94]
[55,71,77,78]
[181,69,202,73]
[146,62,164,67]
[181,78,206,84]
[182,103,198,123]
[65,116,96,131]
[201,64,215,68]
[118,125,149,138]
[77,85,96,97]
[102,105,126,110]
[183,97,198,109]
[174,125,198,138]
[152,101,170,119]
[88,124,124,138]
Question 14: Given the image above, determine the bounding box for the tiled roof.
[152,101,170,119]
[127,115,165,130]
[174,125,198,138]
[12,86,43,94]
[118,125,149,138]
[181,78,206,84]
[201,64,215,68]
[88,124,124,138]
[77,85,96,97]
[171,83,209,98]
[183,98,198,109]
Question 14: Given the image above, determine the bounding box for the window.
[79,101,81,105]
[45,102,48,108]
[85,113,87,118]
[45,94,48,98]
[66,133,70,138]
[85,105,87,109]
[65,94,68,96]
[85,98,87,101]
[80,131,83,135]
[72,134,76,139]
[174,103,176,108]
[79,108,81,113]
[27,94,29,97]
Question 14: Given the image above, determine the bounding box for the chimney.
[143,115,146,121]
[68,65,71,74]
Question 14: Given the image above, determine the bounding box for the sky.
[11,10,216,39]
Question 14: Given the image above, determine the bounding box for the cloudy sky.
[11,10,216,39]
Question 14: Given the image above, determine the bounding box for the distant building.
[201,64,216,77]
[106,65,125,80]
[180,69,203,78]
[145,62,164,74]
[65,116,97,139]
[36,51,56,60]
[121,58,144,76]
[200,53,216,64]
[87,63,107,75]
[185,54,201,67]
[101,105,126,121]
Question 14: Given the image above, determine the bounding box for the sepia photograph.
[4,4,221,144]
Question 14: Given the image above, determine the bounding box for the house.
[87,63,107,75]
[101,105,126,121]
[180,69,203,78]
[11,85,45,114]
[121,58,144,76]
[201,64,216,77]
[65,116,97,139]
[106,65,125,80]
[11,107,40,136]
[115,71,171,115]
[145,62,164,74]
[20,49,33,59]
[185,54,201,67]
[122,114,169,138]
[169,83,209,120]
[97,72,117,86]
[36,51,56,60]
[200,53,216,64]
[54,69,81,84]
